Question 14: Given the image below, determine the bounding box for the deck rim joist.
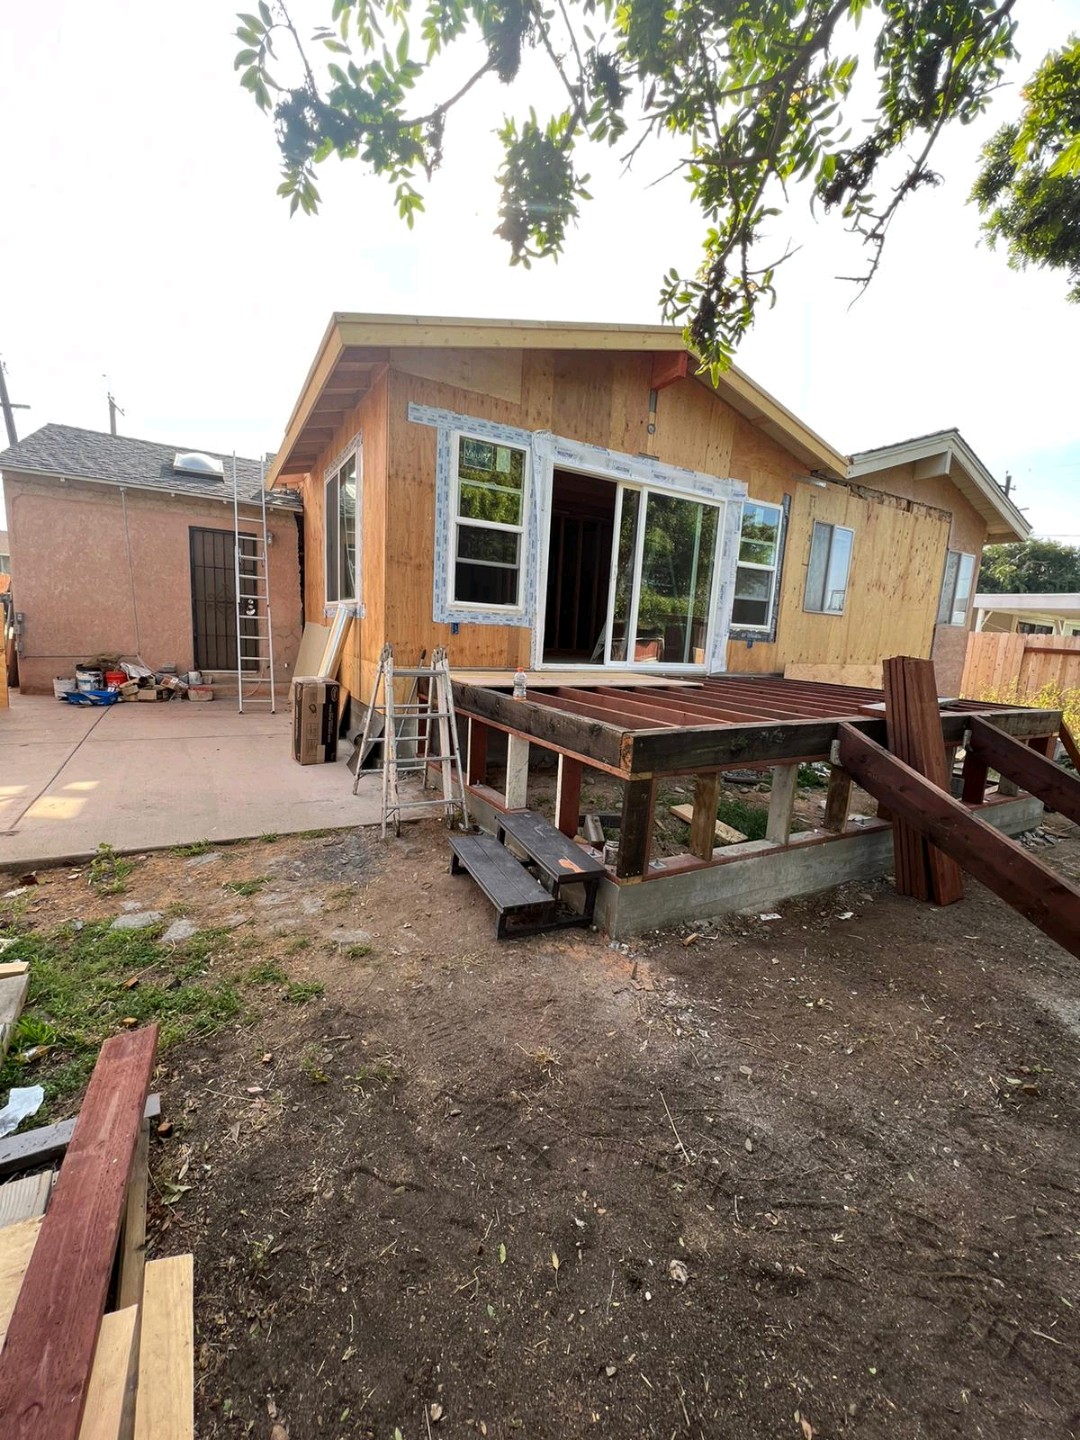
[452,676,1062,778]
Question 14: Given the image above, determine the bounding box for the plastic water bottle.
[513,667,528,701]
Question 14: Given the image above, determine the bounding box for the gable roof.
[0,424,302,511]
[266,311,850,487]
[848,429,1028,543]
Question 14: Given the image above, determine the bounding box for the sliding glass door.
[604,486,723,668]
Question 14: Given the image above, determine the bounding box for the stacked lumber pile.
[882,656,964,906]
[0,1025,194,1439]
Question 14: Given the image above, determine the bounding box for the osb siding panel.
[295,347,951,696]
[292,372,389,704]
[760,481,948,687]
[863,458,987,693]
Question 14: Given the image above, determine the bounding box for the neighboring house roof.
[973,592,1080,623]
[848,429,1028,543]
[267,310,850,487]
[0,424,302,512]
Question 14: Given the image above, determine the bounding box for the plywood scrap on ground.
[669,803,747,845]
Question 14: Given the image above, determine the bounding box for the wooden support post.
[961,751,990,805]
[555,755,583,838]
[1059,722,1080,771]
[505,734,530,811]
[1029,733,1057,759]
[766,764,798,844]
[822,766,853,833]
[467,718,488,786]
[616,778,657,880]
[689,773,723,859]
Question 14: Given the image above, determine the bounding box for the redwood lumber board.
[969,718,1080,825]
[901,658,965,905]
[555,756,583,839]
[838,725,1080,958]
[822,767,854,833]
[0,1025,159,1440]
[883,657,928,901]
[466,719,488,787]
[688,774,724,859]
[617,779,657,879]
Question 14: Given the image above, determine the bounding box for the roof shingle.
[0,424,302,511]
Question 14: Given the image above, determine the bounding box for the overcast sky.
[2,0,1079,540]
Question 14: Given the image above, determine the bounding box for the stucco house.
[265,312,1027,702]
[0,425,302,696]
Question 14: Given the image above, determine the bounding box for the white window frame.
[936,549,976,626]
[447,430,530,618]
[731,498,784,634]
[324,437,361,609]
[803,521,854,615]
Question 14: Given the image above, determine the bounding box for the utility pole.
[0,358,30,446]
[106,389,125,436]
[1004,471,1013,498]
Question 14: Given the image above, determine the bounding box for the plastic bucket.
[75,666,103,693]
[53,677,77,700]
[103,670,127,688]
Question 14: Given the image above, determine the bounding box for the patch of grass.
[247,960,288,987]
[0,921,243,1116]
[328,885,356,902]
[287,937,312,954]
[354,1059,397,1089]
[181,927,234,965]
[344,943,372,959]
[297,828,334,840]
[89,843,135,896]
[259,832,280,844]
[223,876,271,897]
[285,981,325,1005]
[172,839,215,857]
[301,1045,330,1084]
[797,763,829,789]
[716,796,769,841]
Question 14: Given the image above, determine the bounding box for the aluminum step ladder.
[352,644,470,838]
[232,455,276,713]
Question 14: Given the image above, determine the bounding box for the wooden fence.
[961,631,1080,699]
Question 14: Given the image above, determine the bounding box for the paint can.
[103,670,127,689]
[75,665,103,692]
[53,677,77,700]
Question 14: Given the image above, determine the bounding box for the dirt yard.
[2,816,1079,1440]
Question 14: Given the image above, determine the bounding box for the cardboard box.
[292,677,340,764]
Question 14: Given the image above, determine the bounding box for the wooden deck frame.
[453,677,1063,900]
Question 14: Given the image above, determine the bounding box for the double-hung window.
[451,434,528,611]
[936,550,976,626]
[732,500,783,631]
[804,521,853,614]
[325,443,360,605]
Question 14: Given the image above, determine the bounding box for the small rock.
[185,851,223,868]
[744,1138,754,1153]
[328,928,373,948]
[604,1364,618,1379]
[162,918,198,944]
[120,901,143,913]
[110,911,163,932]
[157,1120,173,1137]
[738,1064,753,1079]
[668,1259,689,1284]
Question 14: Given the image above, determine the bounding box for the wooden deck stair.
[450,810,605,938]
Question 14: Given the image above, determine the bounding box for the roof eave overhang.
[268,311,849,488]
[848,433,1030,544]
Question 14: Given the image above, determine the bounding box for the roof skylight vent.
[173,451,225,478]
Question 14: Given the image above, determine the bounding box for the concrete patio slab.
[0,694,431,868]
